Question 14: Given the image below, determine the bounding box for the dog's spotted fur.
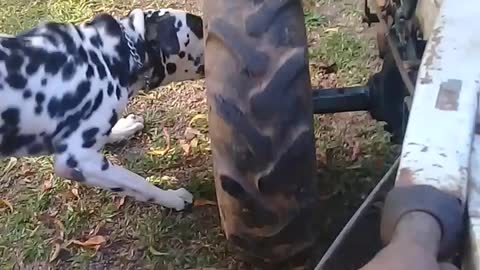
[0,8,204,210]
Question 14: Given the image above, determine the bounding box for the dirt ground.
[0,0,399,269]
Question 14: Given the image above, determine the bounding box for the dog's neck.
[116,13,153,97]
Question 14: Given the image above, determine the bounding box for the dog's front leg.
[53,151,193,210]
[106,114,145,144]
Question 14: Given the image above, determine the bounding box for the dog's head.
[120,8,204,91]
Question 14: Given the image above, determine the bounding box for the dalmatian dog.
[0,8,205,211]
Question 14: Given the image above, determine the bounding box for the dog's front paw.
[110,114,145,142]
[165,188,194,211]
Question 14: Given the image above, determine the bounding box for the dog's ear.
[144,11,181,58]
[126,8,146,38]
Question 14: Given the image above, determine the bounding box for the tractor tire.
[202,0,320,265]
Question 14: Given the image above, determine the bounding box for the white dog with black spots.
[0,8,204,211]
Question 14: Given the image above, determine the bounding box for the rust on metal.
[397,167,415,186]
[435,79,462,111]
[420,23,444,84]
[397,166,465,200]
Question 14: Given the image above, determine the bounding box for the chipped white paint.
[396,0,480,206]
[465,130,480,270]
[400,0,480,268]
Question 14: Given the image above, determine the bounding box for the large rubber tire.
[202,0,319,265]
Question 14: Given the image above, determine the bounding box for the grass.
[0,0,398,269]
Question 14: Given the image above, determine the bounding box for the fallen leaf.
[149,246,169,256]
[189,114,207,127]
[89,220,106,237]
[350,141,361,161]
[48,218,66,240]
[185,127,202,141]
[113,196,126,210]
[0,198,13,212]
[42,176,53,192]
[49,243,61,262]
[72,235,106,251]
[148,128,171,156]
[190,138,199,149]
[70,188,80,200]
[194,199,217,207]
[180,139,191,155]
[324,27,339,33]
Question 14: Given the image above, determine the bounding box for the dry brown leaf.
[190,138,199,149]
[0,198,13,212]
[113,196,126,210]
[49,243,61,262]
[189,114,207,127]
[72,235,106,251]
[350,141,361,161]
[54,219,65,240]
[185,127,202,141]
[194,199,217,207]
[180,139,191,155]
[70,188,80,200]
[42,176,53,192]
[89,220,106,237]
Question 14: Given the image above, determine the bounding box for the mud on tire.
[202,0,320,264]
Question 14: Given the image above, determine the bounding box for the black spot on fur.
[55,144,68,153]
[90,34,103,48]
[88,13,122,37]
[47,80,91,118]
[45,23,76,54]
[28,143,44,155]
[178,51,185,58]
[67,155,78,168]
[41,79,48,86]
[62,61,76,81]
[86,65,95,78]
[84,91,103,119]
[72,169,86,182]
[88,50,107,79]
[0,49,8,61]
[110,187,124,192]
[74,26,85,40]
[107,83,114,96]
[196,65,204,76]
[24,48,48,75]
[23,90,32,99]
[6,74,27,89]
[176,20,183,28]
[1,38,22,50]
[101,157,109,171]
[166,63,176,74]
[0,108,36,155]
[34,93,45,114]
[145,11,180,59]
[45,52,67,75]
[186,13,204,39]
[82,127,99,148]
[147,198,155,202]
[104,109,118,136]
[115,86,122,100]
[78,46,89,62]
[6,54,24,72]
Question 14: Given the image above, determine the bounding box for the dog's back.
[0,17,129,157]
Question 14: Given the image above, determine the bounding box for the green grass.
[0,0,397,268]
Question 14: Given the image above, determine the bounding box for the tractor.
[201,0,477,269]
